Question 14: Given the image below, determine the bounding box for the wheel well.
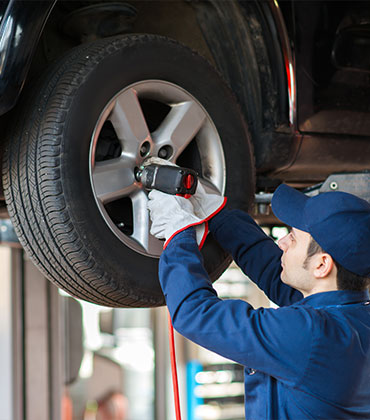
[22,0,290,180]
[28,1,215,78]
[30,0,288,132]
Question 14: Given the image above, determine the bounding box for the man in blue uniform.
[148,183,370,419]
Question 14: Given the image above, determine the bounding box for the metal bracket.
[255,172,370,215]
[306,172,370,202]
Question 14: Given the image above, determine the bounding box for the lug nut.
[134,167,142,182]
[158,145,173,159]
[140,141,151,157]
[158,149,166,158]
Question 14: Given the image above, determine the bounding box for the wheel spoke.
[130,190,164,254]
[92,158,136,204]
[152,100,206,159]
[109,88,152,154]
[90,80,225,258]
[199,178,223,195]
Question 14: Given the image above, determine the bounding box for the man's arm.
[160,228,312,384]
[208,208,302,306]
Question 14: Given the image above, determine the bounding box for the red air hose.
[167,310,182,420]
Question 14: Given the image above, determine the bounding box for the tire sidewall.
[45,35,255,304]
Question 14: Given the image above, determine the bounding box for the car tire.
[3,34,255,307]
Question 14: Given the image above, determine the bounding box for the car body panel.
[0,0,56,115]
[0,0,369,187]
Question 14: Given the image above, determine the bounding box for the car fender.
[0,0,56,115]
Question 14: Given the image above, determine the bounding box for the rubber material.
[168,310,182,420]
[3,34,255,307]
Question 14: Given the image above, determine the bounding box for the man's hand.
[147,190,206,248]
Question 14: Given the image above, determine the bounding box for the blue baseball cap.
[271,184,370,277]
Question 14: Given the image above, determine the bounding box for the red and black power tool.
[135,164,198,197]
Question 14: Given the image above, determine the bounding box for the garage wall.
[23,256,63,420]
[0,247,12,420]
[0,245,63,420]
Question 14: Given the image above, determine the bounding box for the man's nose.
[278,235,289,252]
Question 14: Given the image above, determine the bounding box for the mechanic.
[147,183,370,419]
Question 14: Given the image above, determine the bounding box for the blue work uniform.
[159,209,370,419]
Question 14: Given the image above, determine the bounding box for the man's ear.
[313,253,335,279]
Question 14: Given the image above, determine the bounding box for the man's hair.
[303,236,370,291]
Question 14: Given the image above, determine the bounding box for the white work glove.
[190,181,227,221]
[144,157,226,221]
[147,190,207,249]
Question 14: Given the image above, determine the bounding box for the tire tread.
[3,34,255,307]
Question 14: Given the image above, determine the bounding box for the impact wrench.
[136,163,199,420]
[135,163,198,198]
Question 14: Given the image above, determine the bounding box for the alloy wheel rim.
[89,80,226,257]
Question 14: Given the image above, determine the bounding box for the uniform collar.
[296,290,370,308]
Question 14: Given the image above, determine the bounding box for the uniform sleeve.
[208,208,303,306]
[159,228,313,385]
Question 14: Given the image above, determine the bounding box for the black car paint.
[0,0,369,189]
[0,0,56,115]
